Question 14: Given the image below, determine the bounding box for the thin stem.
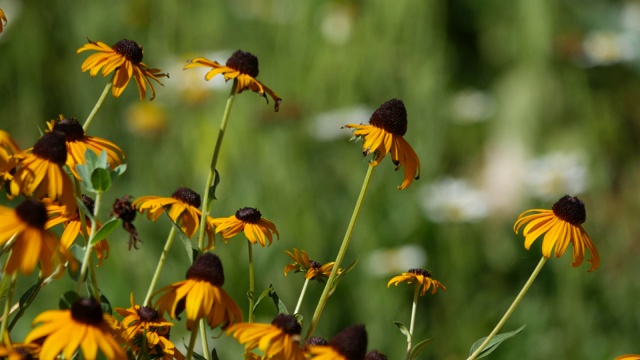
[185,324,199,360]
[0,273,17,342]
[305,164,376,340]
[294,278,311,315]
[466,256,548,360]
[77,191,103,294]
[406,284,421,360]
[197,80,238,251]
[247,240,255,323]
[83,81,112,132]
[143,227,177,306]
[199,319,211,360]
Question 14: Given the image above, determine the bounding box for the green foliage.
[469,325,526,359]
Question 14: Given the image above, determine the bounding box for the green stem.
[77,191,103,294]
[0,273,17,342]
[406,284,421,360]
[185,324,199,360]
[305,164,376,340]
[83,81,112,132]
[199,319,211,360]
[247,240,255,323]
[143,227,177,306]
[466,256,548,360]
[197,80,238,251]
[294,278,311,315]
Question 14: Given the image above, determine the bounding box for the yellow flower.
[46,115,124,179]
[307,325,368,360]
[133,186,215,245]
[0,199,62,276]
[616,355,640,360]
[344,99,421,190]
[78,38,168,100]
[154,253,242,330]
[184,50,282,111]
[9,131,77,216]
[514,195,599,271]
[24,297,126,360]
[227,314,306,360]
[0,130,23,185]
[212,207,279,247]
[0,337,41,360]
[0,8,6,33]
[284,248,337,282]
[387,268,447,296]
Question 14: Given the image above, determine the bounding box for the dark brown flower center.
[13,346,35,360]
[408,268,431,277]
[306,336,329,346]
[82,194,95,215]
[552,195,586,225]
[15,199,48,229]
[369,99,408,136]
[52,117,85,141]
[226,50,260,78]
[235,207,262,223]
[365,350,388,360]
[113,39,144,64]
[138,306,161,322]
[309,260,321,269]
[112,196,136,222]
[186,252,225,287]
[271,313,302,336]
[171,186,201,208]
[329,324,368,360]
[70,297,104,326]
[32,131,68,165]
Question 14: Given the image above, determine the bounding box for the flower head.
[387,268,446,296]
[25,297,125,360]
[0,130,23,186]
[47,115,124,179]
[344,99,420,189]
[0,337,41,360]
[9,131,77,215]
[0,199,62,276]
[307,324,368,360]
[284,248,338,283]
[154,252,242,330]
[227,313,306,360]
[184,50,282,111]
[111,195,141,250]
[514,195,599,271]
[0,8,7,33]
[212,207,279,247]
[77,38,168,100]
[616,355,640,360]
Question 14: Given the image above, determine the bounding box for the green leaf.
[59,291,81,310]
[76,196,95,224]
[211,348,220,360]
[409,338,433,360]
[268,285,289,315]
[84,148,99,167]
[164,211,193,264]
[208,169,221,202]
[192,352,206,360]
[91,168,111,192]
[113,163,127,176]
[252,287,271,313]
[91,218,121,245]
[8,278,44,331]
[394,321,412,343]
[468,324,526,359]
[76,163,93,190]
[96,149,108,169]
[329,258,358,297]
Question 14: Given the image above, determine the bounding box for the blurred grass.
[2,0,640,359]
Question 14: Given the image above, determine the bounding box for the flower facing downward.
[77,39,168,100]
[344,99,421,190]
[184,50,282,111]
[284,248,338,283]
[387,268,447,296]
[25,297,125,360]
[513,195,600,271]
[307,324,368,360]
[227,314,306,360]
[154,253,242,330]
[111,195,141,250]
[212,207,279,247]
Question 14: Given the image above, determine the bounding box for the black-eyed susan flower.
[212,207,279,247]
[344,99,421,190]
[0,8,6,33]
[0,199,62,276]
[47,115,124,179]
[111,195,141,250]
[616,355,640,360]
[133,186,215,244]
[387,268,447,296]
[365,350,388,360]
[513,195,600,271]
[24,297,125,360]
[227,314,306,360]
[307,324,368,360]
[154,252,242,330]
[0,337,41,360]
[284,248,337,283]
[0,130,23,186]
[78,38,168,100]
[184,50,282,111]
[46,195,110,266]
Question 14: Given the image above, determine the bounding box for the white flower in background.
[582,31,636,66]
[449,88,495,124]
[320,3,356,45]
[421,177,490,223]
[365,245,427,277]
[309,105,372,141]
[525,152,588,200]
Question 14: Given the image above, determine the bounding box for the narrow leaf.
[469,324,526,359]
[329,258,358,297]
[211,348,220,360]
[59,291,81,310]
[253,287,272,313]
[91,218,121,245]
[409,338,433,360]
[394,321,412,343]
[268,285,289,315]
[164,211,193,264]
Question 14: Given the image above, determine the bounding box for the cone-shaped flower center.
[235,207,262,223]
[307,336,329,346]
[408,268,431,277]
[365,350,388,360]
[552,195,586,226]
[52,117,85,141]
[369,99,408,136]
[171,186,201,208]
[271,314,302,336]
[309,260,321,269]
[82,194,95,215]
[226,50,260,78]
[138,306,161,322]
[15,199,48,229]
[329,325,368,360]
[13,346,34,360]
[112,196,136,222]
[32,131,68,165]
[186,252,225,287]
[113,39,144,64]
[71,297,104,326]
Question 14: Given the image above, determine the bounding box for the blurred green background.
[2,0,640,359]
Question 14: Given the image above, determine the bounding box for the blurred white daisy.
[421,177,489,223]
[309,105,372,141]
[365,245,427,277]
[320,3,356,45]
[449,88,495,124]
[525,152,588,200]
[582,31,636,66]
